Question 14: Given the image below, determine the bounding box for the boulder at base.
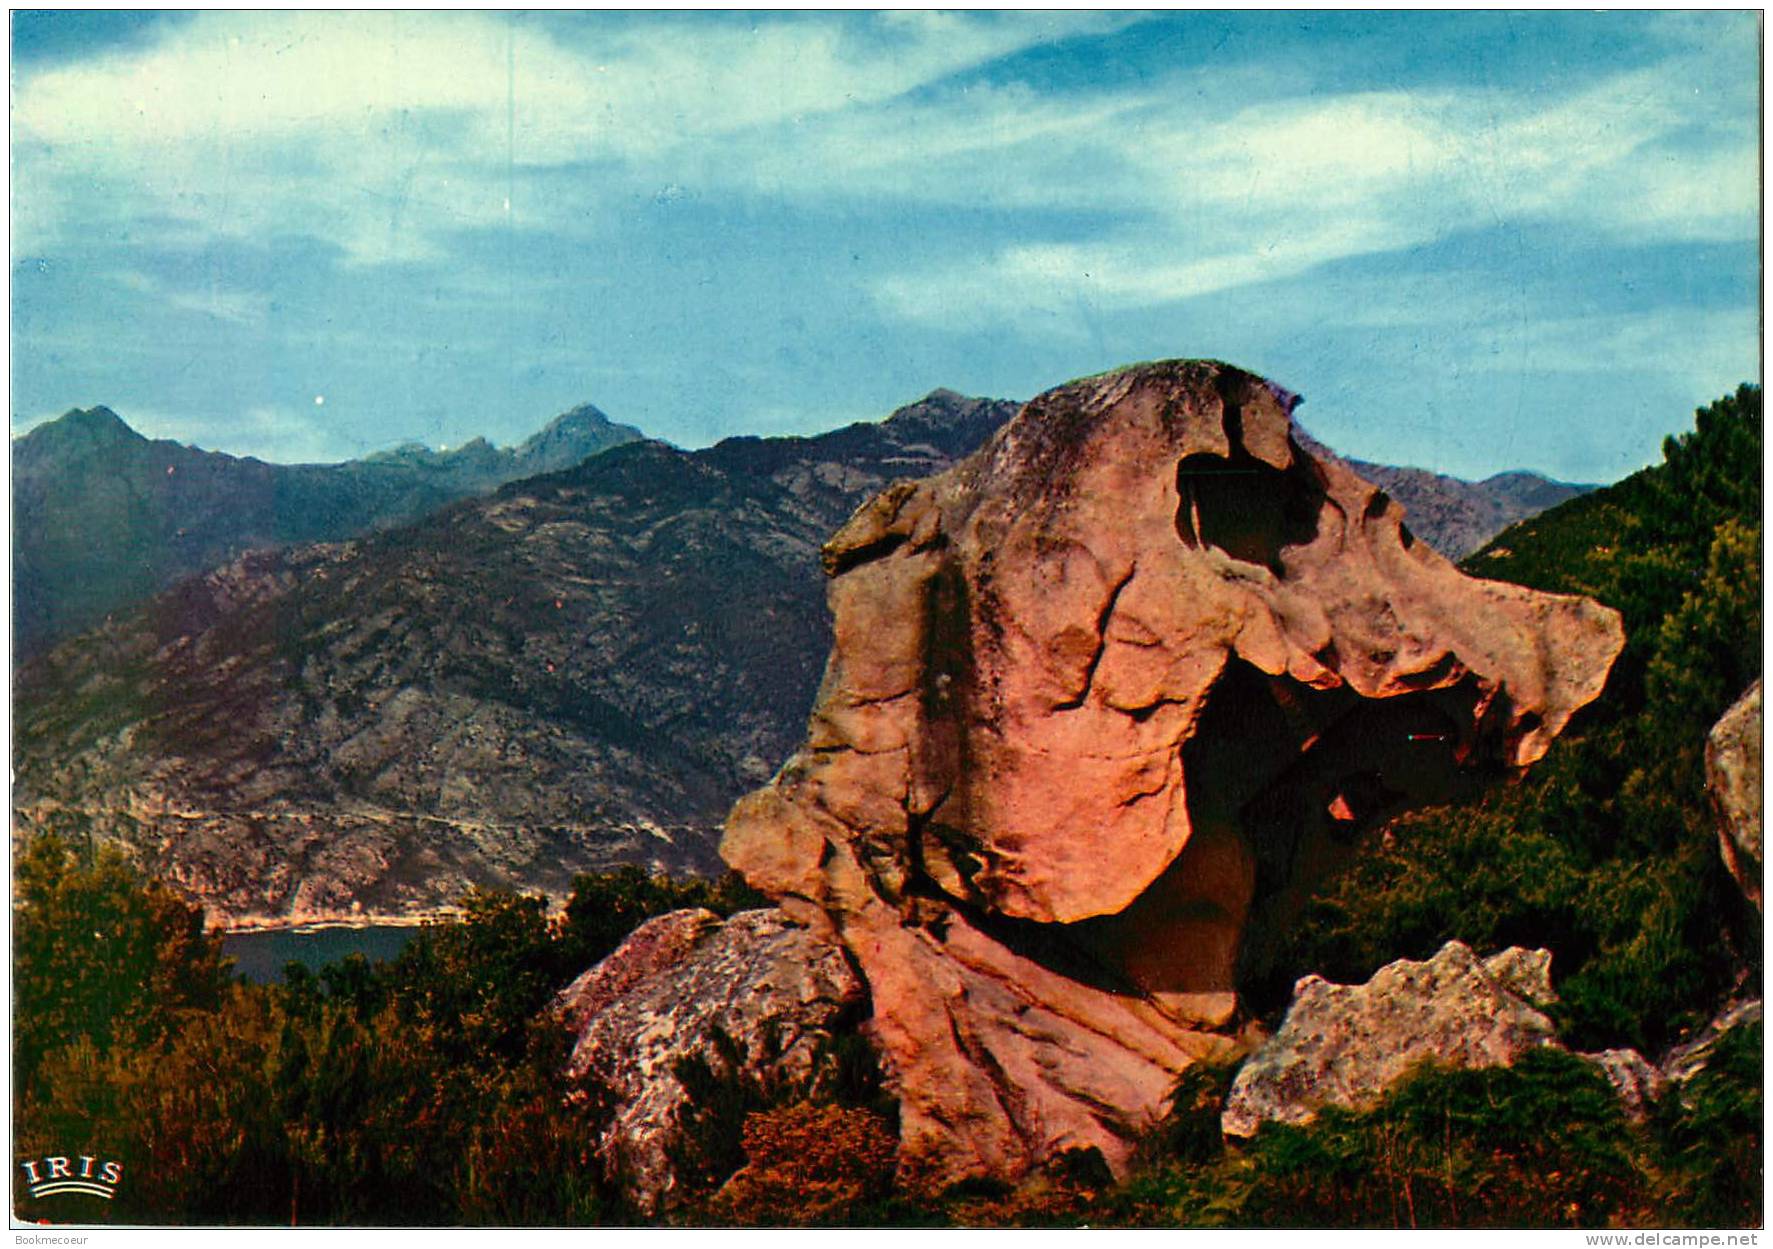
[1222,941,1562,1136]
[1706,679,1763,912]
[1221,941,1727,1134]
[722,360,1624,1190]
[555,907,864,1214]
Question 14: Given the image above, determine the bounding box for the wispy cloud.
[858,55,1757,334]
[112,269,269,326]
[16,12,1752,285]
[12,11,1122,264]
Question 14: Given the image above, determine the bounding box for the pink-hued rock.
[553,908,724,1036]
[721,359,1625,1191]
[1705,679,1762,912]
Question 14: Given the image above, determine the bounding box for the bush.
[1654,1021,1764,1227]
[12,853,638,1225]
[556,866,764,974]
[1107,1050,1650,1230]
[709,1102,899,1226]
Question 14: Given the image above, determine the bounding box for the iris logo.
[19,1155,123,1200]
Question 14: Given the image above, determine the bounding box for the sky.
[8,9,1762,482]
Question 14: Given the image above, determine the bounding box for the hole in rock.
[1174,444,1324,575]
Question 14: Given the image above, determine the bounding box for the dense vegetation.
[12,388,1760,1228]
[11,842,760,1225]
[881,1039,1762,1229]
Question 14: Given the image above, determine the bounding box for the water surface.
[222,924,421,983]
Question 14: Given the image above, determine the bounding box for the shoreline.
[210,909,462,936]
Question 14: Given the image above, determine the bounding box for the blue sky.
[9,10,1761,481]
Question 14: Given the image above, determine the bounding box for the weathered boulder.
[722,360,1624,1189]
[555,907,865,1214]
[554,908,724,1036]
[1705,680,1762,912]
[1222,943,1698,1132]
[1222,941,1561,1136]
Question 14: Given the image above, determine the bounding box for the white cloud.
[1500,307,1761,398]
[11,11,1123,264]
[17,12,1751,289]
[855,53,1758,334]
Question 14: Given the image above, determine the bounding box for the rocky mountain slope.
[12,403,643,659]
[12,391,1020,923]
[1295,430,1593,559]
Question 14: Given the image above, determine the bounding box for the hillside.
[11,403,643,659]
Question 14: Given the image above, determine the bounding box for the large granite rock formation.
[1705,680,1762,912]
[721,360,1624,1190]
[555,908,864,1214]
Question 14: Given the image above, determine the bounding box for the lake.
[221,924,423,983]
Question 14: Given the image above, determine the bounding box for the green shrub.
[1654,1021,1764,1228]
[1107,1050,1650,1230]
[12,833,230,1101]
[556,865,764,974]
[709,1101,899,1227]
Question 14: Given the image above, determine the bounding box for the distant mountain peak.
[551,401,614,423]
[886,388,1011,425]
[520,402,628,441]
[70,403,126,423]
[45,404,139,436]
[15,405,148,458]
[511,402,646,474]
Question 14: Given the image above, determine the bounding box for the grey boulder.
[1705,679,1763,913]
[554,907,866,1214]
[1223,940,1562,1137]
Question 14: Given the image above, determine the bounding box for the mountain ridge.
[1292,429,1594,559]
[12,391,1023,924]
[12,401,645,659]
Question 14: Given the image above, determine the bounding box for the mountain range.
[12,403,643,660]
[11,390,1593,924]
[12,392,1018,921]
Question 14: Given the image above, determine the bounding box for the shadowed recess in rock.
[1173,388,1324,575]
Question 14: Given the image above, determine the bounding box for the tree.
[12,834,229,1099]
